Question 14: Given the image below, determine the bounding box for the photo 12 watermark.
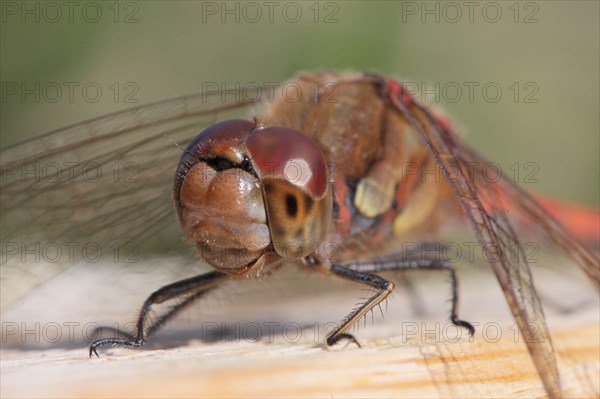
[200,1,340,24]
[1,81,140,104]
[400,1,540,24]
[200,80,340,104]
[1,161,140,185]
[402,81,540,104]
[1,1,140,23]
[1,241,140,264]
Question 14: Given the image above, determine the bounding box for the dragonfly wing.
[459,144,599,288]
[0,89,261,309]
[389,83,568,398]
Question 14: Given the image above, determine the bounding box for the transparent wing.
[459,144,600,287]
[390,83,598,398]
[0,89,262,308]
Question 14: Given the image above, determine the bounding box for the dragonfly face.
[174,118,332,273]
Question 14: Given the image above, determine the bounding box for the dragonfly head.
[174,119,332,274]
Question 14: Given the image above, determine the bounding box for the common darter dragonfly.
[1,71,598,398]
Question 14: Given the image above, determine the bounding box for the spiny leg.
[89,271,227,357]
[326,264,395,346]
[344,257,475,335]
[325,256,473,348]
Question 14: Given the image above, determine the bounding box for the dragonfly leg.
[343,257,475,336]
[326,264,395,346]
[89,271,227,357]
[326,256,474,347]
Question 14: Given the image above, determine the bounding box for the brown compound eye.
[245,127,332,260]
[174,120,271,273]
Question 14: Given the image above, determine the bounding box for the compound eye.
[245,127,328,199]
[177,119,256,169]
[174,119,272,273]
[245,127,332,259]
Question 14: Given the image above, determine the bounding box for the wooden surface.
[1,261,599,398]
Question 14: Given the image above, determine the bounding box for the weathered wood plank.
[1,262,598,398]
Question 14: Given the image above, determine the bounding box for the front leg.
[326,256,474,347]
[89,271,227,357]
[326,264,395,346]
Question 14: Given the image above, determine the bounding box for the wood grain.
[1,261,598,398]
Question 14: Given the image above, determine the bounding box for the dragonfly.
[1,71,598,399]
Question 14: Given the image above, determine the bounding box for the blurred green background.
[1,0,598,205]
